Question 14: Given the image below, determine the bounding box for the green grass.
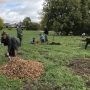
[0,29,90,90]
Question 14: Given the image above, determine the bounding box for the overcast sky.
[0,0,44,24]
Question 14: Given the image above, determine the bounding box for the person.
[1,32,20,59]
[16,25,23,46]
[40,33,45,43]
[31,38,36,44]
[82,33,86,38]
[85,38,90,49]
[44,26,48,35]
[44,34,48,42]
[44,26,48,43]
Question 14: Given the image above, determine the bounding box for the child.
[31,38,36,44]
[40,34,45,43]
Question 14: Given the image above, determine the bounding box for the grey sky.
[0,0,44,23]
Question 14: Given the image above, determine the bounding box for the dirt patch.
[68,58,90,77]
[0,57,44,79]
[48,42,61,45]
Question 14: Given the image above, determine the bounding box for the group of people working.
[31,26,49,44]
[31,33,48,45]
[0,26,48,60]
[1,25,23,60]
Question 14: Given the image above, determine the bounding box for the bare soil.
[68,58,90,77]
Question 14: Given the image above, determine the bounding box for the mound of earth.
[68,58,90,77]
[0,57,44,79]
[49,42,61,45]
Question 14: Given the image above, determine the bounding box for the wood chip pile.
[0,57,44,79]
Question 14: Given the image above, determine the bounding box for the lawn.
[0,29,90,90]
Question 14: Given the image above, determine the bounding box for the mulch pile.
[0,57,44,79]
[68,58,90,77]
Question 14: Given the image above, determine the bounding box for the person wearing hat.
[1,32,20,59]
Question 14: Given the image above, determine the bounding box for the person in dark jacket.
[44,26,48,35]
[31,38,36,44]
[85,38,90,49]
[16,25,23,46]
[44,26,48,43]
[1,32,20,57]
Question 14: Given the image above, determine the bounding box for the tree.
[23,17,31,30]
[52,20,61,35]
[41,0,90,35]
[80,0,89,34]
[41,0,81,35]
[0,17,4,30]
[80,0,88,19]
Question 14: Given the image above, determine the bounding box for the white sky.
[0,0,44,24]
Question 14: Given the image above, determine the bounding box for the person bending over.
[1,32,20,59]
